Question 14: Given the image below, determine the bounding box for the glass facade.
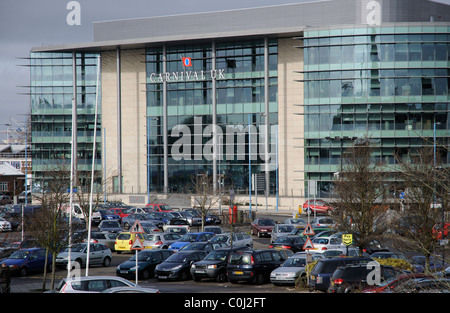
[303,25,450,197]
[30,52,102,188]
[145,39,278,193]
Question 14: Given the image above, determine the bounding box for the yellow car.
[114,232,144,253]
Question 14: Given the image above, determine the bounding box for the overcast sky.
[1,0,450,140]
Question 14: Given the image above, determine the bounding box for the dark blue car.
[1,248,52,276]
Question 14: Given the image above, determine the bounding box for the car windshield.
[229,252,252,265]
[204,250,229,261]
[65,243,87,253]
[278,225,295,232]
[258,219,275,226]
[283,257,307,267]
[160,205,171,211]
[179,234,200,242]
[9,250,30,259]
[312,238,329,244]
[210,235,229,243]
[145,234,160,241]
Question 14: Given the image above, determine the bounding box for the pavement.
[9,278,50,293]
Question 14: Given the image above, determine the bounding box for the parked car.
[191,247,251,282]
[382,277,450,293]
[370,251,409,261]
[121,213,163,230]
[108,207,132,220]
[128,207,153,214]
[102,286,159,293]
[52,276,139,293]
[0,241,15,258]
[433,222,449,240]
[155,250,207,280]
[362,273,432,293]
[269,235,306,253]
[411,255,449,273]
[321,247,369,258]
[98,220,123,233]
[116,249,174,279]
[97,209,121,221]
[0,216,12,232]
[164,226,188,235]
[163,218,190,231]
[180,242,228,253]
[85,231,118,251]
[114,232,145,254]
[301,199,334,215]
[209,232,253,249]
[170,211,202,226]
[309,257,373,292]
[227,249,287,285]
[1,248,52,276]
[311,236,346,251]
[270,224,296,243]
[169,232,215,252]
[283,218,307,226]
[18,190,32,204]
[361,239,389,254]
[327,264,401,293]
[204,226,223,234]
[250,218,276,238]
[145,203,173,212]
[143,232,182,249]
[311,217,336,228]
[270,253,324,285]
[56,243,112,269]
[147,211,175,225]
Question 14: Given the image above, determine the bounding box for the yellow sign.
[342,234,353,246]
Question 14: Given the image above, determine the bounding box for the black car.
[116,249,174,279]
[269,235,306,253]
[190,247,251,282]
[226,249,287,284]
[155,250,207,281]
[309,257,373,292]
[327,264,401,293]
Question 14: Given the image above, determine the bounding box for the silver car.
[56,243,112,268]
[143,232,182,249]
[209,232,253,248]
[270,224,296,243]
[52,276,138,293]
[270,253,324,285]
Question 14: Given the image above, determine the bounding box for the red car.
[302,199,334,215]
[145,203,173,212]
[250,218,276,238]
[362,273,431,293]
[108,207,132,219]
[433,223,449,240]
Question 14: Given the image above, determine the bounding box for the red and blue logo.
[181,57,192,67]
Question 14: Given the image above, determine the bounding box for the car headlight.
[172,264,182,270]
[191,264,196,269]
[207,265,217,269]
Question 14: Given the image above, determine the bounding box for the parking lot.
[2,207,449,294]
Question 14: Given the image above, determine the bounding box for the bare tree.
[190,173,220,231]
[29,167,72,290]
[394,146,447,274]
[332,138,391,255]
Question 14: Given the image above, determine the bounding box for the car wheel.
[193,274,201,282]
[102,256,111,267]
[216,270,227,283]
[253,272,265,285]
[141,269,150,279]
[19,267,27,277]
[180,270,189,281]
